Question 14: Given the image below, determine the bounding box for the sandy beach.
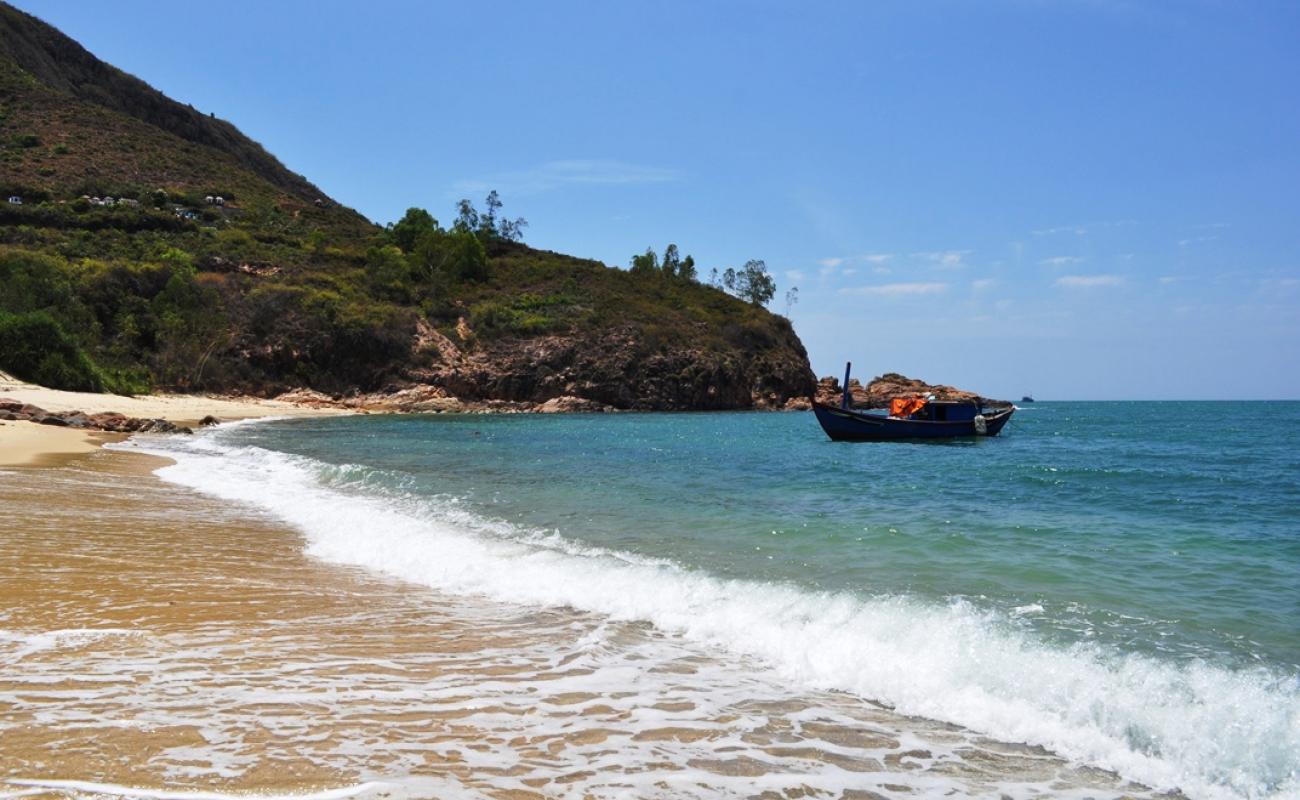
[0,372,344,467]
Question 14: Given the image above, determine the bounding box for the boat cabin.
[889,397,984,422]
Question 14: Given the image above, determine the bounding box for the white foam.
[127,433,1300,800]
[0,628,142,660]
[4,779,386,800]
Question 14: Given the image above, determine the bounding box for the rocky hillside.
[0,2,814,410]
[0,3,334,203]
[809,372,1011,409]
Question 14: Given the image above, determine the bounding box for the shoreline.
[0,372,348,467]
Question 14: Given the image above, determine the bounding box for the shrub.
[0,310,106,392]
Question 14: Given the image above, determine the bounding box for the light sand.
[0,419,123,467]
[0,371,347,467]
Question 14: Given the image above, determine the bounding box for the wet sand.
[0,447,1172,799]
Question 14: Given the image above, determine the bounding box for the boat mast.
[841,362,852,410]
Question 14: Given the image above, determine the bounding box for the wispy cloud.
[1177,235,1219,247]
[971,278,996,291]
[913,250,970,269]
[785,270,806,283]
[1032,220,1137,237]
[1055,274,1124,288]
[818,253,892,270]
[453,159,682,196]
[1033,225,1089,236]
[840,282,950,297]
[1041,256,1084,267]
[1158,276,1179,285]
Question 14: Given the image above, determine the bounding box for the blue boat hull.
[812,401,1014,442]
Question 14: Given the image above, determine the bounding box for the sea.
[93,402,1299,799]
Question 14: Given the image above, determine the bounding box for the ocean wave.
[122,433,1300,800]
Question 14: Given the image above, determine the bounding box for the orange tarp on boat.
[890,397,927,418]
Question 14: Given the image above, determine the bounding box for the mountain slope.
[0,2,327,202]
[0,3,815,409]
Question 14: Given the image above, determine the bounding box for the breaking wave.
[119,429,1300,800]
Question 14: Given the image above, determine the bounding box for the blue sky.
[15,1,1300,398]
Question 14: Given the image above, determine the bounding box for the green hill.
[0,2,814,409]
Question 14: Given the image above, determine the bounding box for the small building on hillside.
[6,196,21,205]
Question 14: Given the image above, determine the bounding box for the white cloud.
[818,257,845,268]
[862,253,894,264]
[842,268,857,276]
[785,270,806,283]
[872,266,892,275]
[1040,256,1084,267]
[1177,235,1219,246]
[454,159,682,196]
[1158,276,1179,284]
[1055,274,1124,288]
[840,282,950,297]
[971,278,996,291]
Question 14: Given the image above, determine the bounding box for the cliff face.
[405,323,814,411]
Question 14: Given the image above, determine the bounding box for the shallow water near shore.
[5,402,1299,799]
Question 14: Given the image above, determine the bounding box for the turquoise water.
[134,402,1300,799]
[235,402,1300,667]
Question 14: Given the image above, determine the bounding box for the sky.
[13,0,1300,399]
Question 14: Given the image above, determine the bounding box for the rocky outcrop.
[812,372,1010,409]
[0,400,192,433]
[405,324,815,412]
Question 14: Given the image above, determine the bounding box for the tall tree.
[483,190,502,233]
[725,259,777,306]
[679,255,697,282]
[661,244,681,278]
[389,207,438,253]
[453,199,479,233]
[630,247,659,274]
[498,216,528,242]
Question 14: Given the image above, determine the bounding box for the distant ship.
[1021,395,1035,403]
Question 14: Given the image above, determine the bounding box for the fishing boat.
[1021,395,1035,403]
[812,363,1014,442]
